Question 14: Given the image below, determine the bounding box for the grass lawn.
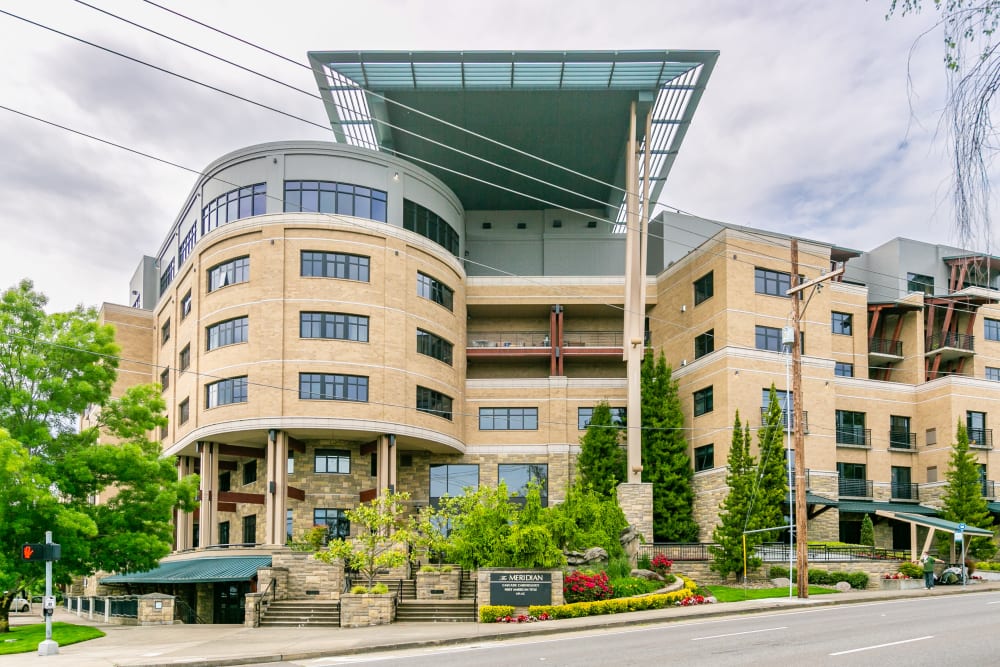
[0,622,105,655]
[707,585,836,603]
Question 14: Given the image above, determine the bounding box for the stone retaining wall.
[339,593,394,627]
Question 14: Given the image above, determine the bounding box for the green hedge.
[768,566,869,590]
[527,577,697,619]
[479,605,515,623]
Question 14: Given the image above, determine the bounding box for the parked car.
[11,597,30,613]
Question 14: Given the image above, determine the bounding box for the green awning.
[100,556,271,585]
[838,501,938,516]
[785,492,837,506]
[989,501,1000,513]
[874,511,993,537]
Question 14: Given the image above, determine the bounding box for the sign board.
[489,572,552,606]
[958,523,966,531]
[955,531,964,542]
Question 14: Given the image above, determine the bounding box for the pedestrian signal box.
[21,543,61,561]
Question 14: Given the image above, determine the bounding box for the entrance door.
[213,582,249,624]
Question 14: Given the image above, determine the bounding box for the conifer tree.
[938,422,997,560]
[577,401,624,497]
[754,385,789,542]
[709,413,761,580]
[860,514,875,549]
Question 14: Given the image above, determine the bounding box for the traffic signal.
[21,543,60,561]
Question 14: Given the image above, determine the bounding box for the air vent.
[552,219,563,228]
[587,220,598,228]
[517,222,527,230]
[482,222,492,229]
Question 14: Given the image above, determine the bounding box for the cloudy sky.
[0,0,968,311]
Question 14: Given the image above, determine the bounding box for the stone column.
[376,434,397,495]
[264,430,289,545]
[617,482,653,546]
[198,442,219,547]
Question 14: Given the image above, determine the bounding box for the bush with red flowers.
[651,554,673,575]
[563,570,614,603]
[675,594,709,607]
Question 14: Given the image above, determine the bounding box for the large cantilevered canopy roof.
[100,556,271,585]
[308,50,718,218]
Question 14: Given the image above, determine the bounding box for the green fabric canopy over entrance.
[100,556,271,585]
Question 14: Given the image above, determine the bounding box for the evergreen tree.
[860,514,875,548]
[709,413,761,580]
[938,422,997,560]
[577,401,624,497]
[754,385,789,542]
[640,351,698,541]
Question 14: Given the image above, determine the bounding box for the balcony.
[969,428,994,450]
[836,427,871,448]
[760,408,809,434]
[925,332,975,360]
[982,480,996,499]
[888,430,917,451]
[839,478,873,498]
[787,468,812,491]
[466,330,552,360]
[890,482,920,501]
[869,337,903,358]
[560,330,625,358]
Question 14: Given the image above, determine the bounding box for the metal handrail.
[836,427,871,448]
[253,577,276,628]
[175,597,208,625]
[890,482,920,501]
[839,478,874,498]
[969,428,994,449]
[926,332,974,352]
[888,431,916,450]
[869,338,902,356]
[638,542,909,562]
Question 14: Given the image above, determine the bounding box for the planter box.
[880,578,925,590]
[339,593,395,628]
[416,568,461,599]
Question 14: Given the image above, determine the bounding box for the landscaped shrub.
[766,566,869,589]
[637,554,652,570]
[977,561,1000,572]
[350,585,368,594]
[897,561,923,579]
[606,556,632,579]
[651,554,673,575]
[563,570,614,603]
[370,583,389,594]
[769,565,790,579]
[532,576,698,619]
[479,605,515,623]
[609,576,667,597]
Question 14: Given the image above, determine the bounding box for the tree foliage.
[0,280,198,633]
[755,386,789,541]
[861,514,876,548]
[938,422,997,559]
[543,483,628,559]
[577,401,624,497]
[640,351,698,542]
[710,414,762,580]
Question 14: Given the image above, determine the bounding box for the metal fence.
[639,542,909,563]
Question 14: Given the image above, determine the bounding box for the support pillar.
[264,430,289,545]
[175,456,196,550]
[198,442,218,548]
[376,434,397,495]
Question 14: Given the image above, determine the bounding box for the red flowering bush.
[651,554,673,574]
[495,612,549,623]
[564,570,614,603]
[882,573,911,579]
[675,594,710,607]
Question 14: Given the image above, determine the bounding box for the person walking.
[921,552,941,589]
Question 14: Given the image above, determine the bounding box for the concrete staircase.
[395,599,477,622]
[258,600,340,627]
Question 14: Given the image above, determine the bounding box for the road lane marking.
[829,635,933,656]
[988,601,1000,605]
[690,626,787,641]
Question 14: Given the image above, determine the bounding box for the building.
[92,50,1000,619]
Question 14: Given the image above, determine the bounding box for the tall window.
[417,386,453,420]
[218,521,230,546]
[178,398,190,424]
[242,514,256,545]
[694,330,714,359]
[985,318,1000,342]
[299,373,368,402]
[891,466,913,499]
[694,444,714,472]
[836,410,868,446]
[693,386,714,416]
[831,312,852,335]
[301,251,370,281]
[480,408,538,430]
[315,449,351,474]
[202,183,266,235]
[417,329,453,365]
[159,259,175,294]
[314,508,350,540]
[889,415,912,449]
[219,471,231,492]
[754,268,791,297]
[181,290,192,319]
[286,509,294,542]
[300,312,369,341]
[693,272,714,305]
[206,376,248,408]
[243,460,257,485]
[755,325,782,351]
[161,319,171,345]
[208,256,250,292]
[403,199,460,256]
[417,272,454,311]
[160,367,170,391]
[578,407,626,430]
[906,272,934,295]
[967,410,987,446]
[178,226,196,266]
[988,367,1000,382]
[430,464,479,507]
[179,344,191,371]
[284,180,387,222]
[499,464,548,507]
[207,317,248,350]
[834,362,854,377]
[838,462,868,497]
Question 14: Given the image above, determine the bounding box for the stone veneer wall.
[416,570,461,599]
[692,469,729,542]
[677,560,897,587]
[270,551,343,600]
[137,593,176,625]
[339,594,395,627]
[616,482,653,545]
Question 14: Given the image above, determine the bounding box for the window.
[694,444,714,472]
[300,251,369,282]
[967,410,987,446]
[219,471,231,493]
[755,325,782,352]
[693,386,714,416]
[986,318,1000,342]
[315,449,351,474]
[417,386,453,420]
[891,466,912,497]
[218,521,230,546]
[178,398,190,424]
[838,462,868,496]
[300,312,369,341]
[208,256,250,292]
[836,410,867,446]
[207,317,248,350]
[201,183,266,234]
[242,460,257,485]
[694,330,714,359]
[693,272,714,305]
[926,427,937,446]
[181,290,192,319]
[890,415,912,449]
[834,362,854,377]
[906,272,934,295]
[314,508,350,540]
[403,199,460,256]
[499,464,548,507]
[430,464,479,507]
[988,367,1000,381]
[178,226,196,266]
[831,312,852,335]
[417,329,454,365]
[179,344,191,371]
[206,376,248,408]
[480,408,538,430]
[927,466,937,483]
[287,453,294,475]
[284,180,388,222]
[755,267,791,297]
[417,272,454,311]
[161,319,171,345]
[299,373,368,402]
[370,452,377,477]
[286,509,293,542]
[159,259,175,294]
[160,367,170,391]
[242,514,256,545]
[578,407,626,430]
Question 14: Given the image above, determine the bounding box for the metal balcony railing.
[969,428,994,449]
[468,331,550,348]
[869,338,902,356]
[981,480,995,499]
[888,430,917,450]
[561,330,624,347]
[838,478,873,498]
[787,468,811,490]
[836,427,871,448]
[891,482,920,501]
[926,332,975,353]
[760,408,809,434]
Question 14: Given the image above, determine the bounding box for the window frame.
[242,514,256,545]
[298,373,369,402]
[300,251,370,282]
[831,311,853,336]
[577,407,626,430]
[315,449,351,474]
[300,312,370,342]
[754,267,791,297]
[988,367,1000,382]
[206,376,248,408]
[985,318,1000,342]
[179,344,191,372]
[313,508,350,540]
[755,325,782,352]
[161,319,171,345]
[178,398,190,424]
[181,290,192,319]
[416,328,454,365]
[694,444,714,472]
[207,256,250,292]
[429,464,479,507]
[834,362,854,377]
[479,407,539,430]
[417,386,453,420]
[694,329,714,359]
[242,460,257,485]
[283,180,388,223]
[416,272,454,311]
[693,271,714,305]
[498,463,548,507]
[693,386,714,416]
[206,316,249,351]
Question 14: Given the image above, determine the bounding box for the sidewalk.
[4,580,999,667]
